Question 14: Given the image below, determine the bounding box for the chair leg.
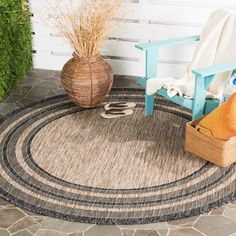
[144,49,159,117]
[192,110,203,120]
[145,94,154,116]
[192,75,215,120]
[192,80,207,120]
[192,93,208,120]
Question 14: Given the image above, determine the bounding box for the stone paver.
[156,229,169,236]
[169,228,204,236]
[0,229,10,236]
[210,206,226,216]
[134,229,160,236]
[36,80,58,89]
[84,225,122,236]
[20,209,41,217]
[122,229,135,236]
[194,216,236,236]
[0,103,20,116]
[11,85,32,96]
[12,230,33,236]
[168,216,199,226]
[26,87,51,100]
[68,233,83,236]
[25,69,56,80]
[27,224,41,234]
[9,216,38,233]
[0,69,236,236]
[32,217,44,224]
[40,217,93,234]
[224,207,236,220]
[0,208,26,228]
[35,230,66,236]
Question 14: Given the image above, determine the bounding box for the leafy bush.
[0,0,32,101]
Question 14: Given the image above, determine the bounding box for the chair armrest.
[135,35,200,51]
[192,61,236,78]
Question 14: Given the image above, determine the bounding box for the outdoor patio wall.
[30,0,236,77]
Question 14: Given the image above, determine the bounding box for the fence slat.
[30,0,236,76]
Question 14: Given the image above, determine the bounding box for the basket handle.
[196,125,214,138]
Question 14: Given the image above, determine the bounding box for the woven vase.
[61,53,113,108]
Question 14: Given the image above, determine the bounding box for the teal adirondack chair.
[135,34,236,120]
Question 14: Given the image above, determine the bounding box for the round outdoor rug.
[0,88,235,225]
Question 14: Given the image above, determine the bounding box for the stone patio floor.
[0,69,236,236]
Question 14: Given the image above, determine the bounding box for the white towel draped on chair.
[146,9,236,99]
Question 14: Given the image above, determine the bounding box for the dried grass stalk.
[48,0,124,58]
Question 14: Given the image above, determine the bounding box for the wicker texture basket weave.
[185,118,236,167]
[61,54,113,108]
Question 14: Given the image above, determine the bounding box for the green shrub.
[0,0,32,101]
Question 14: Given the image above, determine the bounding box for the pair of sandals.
[101,102,136,119]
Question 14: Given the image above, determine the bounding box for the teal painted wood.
[157,88,193,109]
[192,61,236,77]
[137,77,193,110]
[135,34,236,120]
[145,95,155,116]
[135,35,200,51]
[192,75,210,120]
[138,77,192,109]
[204,100,219,115]
[192,75,216,120]
[145,49,159,78]
[136,34,200,118]
[137,77,147,87]
[137,77,219,119]
[158,88,219,117]
[145,49,159,116]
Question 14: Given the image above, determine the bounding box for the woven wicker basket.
[61,54,113,108]
[185,118,236,167]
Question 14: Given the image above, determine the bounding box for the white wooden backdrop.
[30,0,236,77]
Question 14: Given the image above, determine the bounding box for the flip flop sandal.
[104,102,136,111]
[101,109,133,119]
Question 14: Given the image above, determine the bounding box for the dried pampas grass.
[48,0,123,58]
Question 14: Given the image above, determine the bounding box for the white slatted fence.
[30,0,236,77]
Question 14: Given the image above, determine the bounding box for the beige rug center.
[31,108,205,189]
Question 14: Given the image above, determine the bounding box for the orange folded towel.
[198,93,236,141]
